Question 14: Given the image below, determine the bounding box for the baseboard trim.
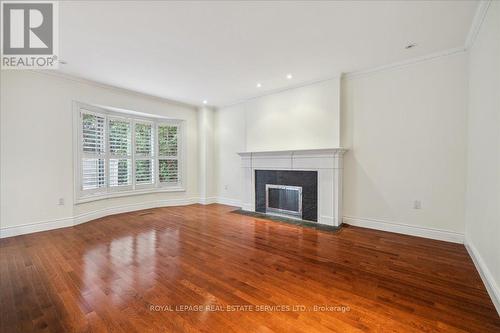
[0,216,74,239]
[73,197,200,226]
[319,215,335,226]
[343,216,464,244]
[198,197,218,205]
[0,202,466,246]
[216,197,242,207]
[465,237,500,315]
[0,197,200,239]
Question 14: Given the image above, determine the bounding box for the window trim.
[73,101,186,204]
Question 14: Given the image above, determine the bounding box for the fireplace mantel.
[238,148,347,226]
[237,148,347,157]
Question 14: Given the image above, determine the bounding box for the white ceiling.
[58,1,479,107]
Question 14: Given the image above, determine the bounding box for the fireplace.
[255,169,318,221]
[238,148,346,226]
[266,184,303,219]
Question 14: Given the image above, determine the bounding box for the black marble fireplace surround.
[255,170,318,222]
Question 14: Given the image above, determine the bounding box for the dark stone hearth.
[231,209,341,232]
[255,170,318,221]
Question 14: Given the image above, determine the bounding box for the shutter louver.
[81,112,106,191]
[109,159,131,186]
[158,124,179,184]
[109,119,131,187]
[159,159,178,183]
[82,113,105,153]
[82,158,105,190]
[136,159,154,184]
[158,125,177,157]
[135,123,154,185]
[109,119,131,155]
[135,123,153,156]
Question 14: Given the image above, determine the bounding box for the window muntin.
[76,104,183,201]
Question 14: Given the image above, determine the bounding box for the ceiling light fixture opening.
[286,73,293,79]
[203,100,208,104]
[256,83,262,88]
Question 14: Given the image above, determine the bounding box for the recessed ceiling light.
[405,43,417,49]
[256,83,262,88]
[286,73,293,79]
[203,100,208,104]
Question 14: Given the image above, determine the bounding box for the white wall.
[214,103,246,205]
[214,78,341,204]
[198,106,216,203]
[465,1,500,311]
[245,78,341,152]
[342,53,468,235]
[0,71,199,233]
[215,53,468,240]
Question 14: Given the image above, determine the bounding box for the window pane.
[135,123,153,155]
[109,119,131,155]
[136,159,154,184]
[82,158,105,190]
[159,159,178,183]
[109,159,131,187]
[158,125,178,156]
[82,113,105,153]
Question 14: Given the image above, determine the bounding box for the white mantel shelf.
[238,148,347,227]
[237,148,347,156]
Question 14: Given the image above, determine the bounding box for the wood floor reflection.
[1,204,499,332]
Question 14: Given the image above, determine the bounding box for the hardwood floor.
[1,204,498,333]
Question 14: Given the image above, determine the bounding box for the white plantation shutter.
[81,112,106,191]
[135,122,154,185]
[76,104,183,200]
[109,119,131,155]
[82,158,105,190]
[82,112,105,153]
[108,118,131,188]
[135,159,153,184]
[158,124,179,184]
[135,122,153,155]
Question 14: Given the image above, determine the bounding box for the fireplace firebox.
[255,170,318,222]
[265,184,303,219]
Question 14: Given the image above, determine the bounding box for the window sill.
[75,186,186,204]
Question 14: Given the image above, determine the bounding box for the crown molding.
[221,45,468,107]
[219,74,341,109]
[465,0,492,50]
[343,47,466,80]
[23,1,490,110]
[26,69,198,110]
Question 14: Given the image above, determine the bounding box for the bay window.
[74,102,184,202]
